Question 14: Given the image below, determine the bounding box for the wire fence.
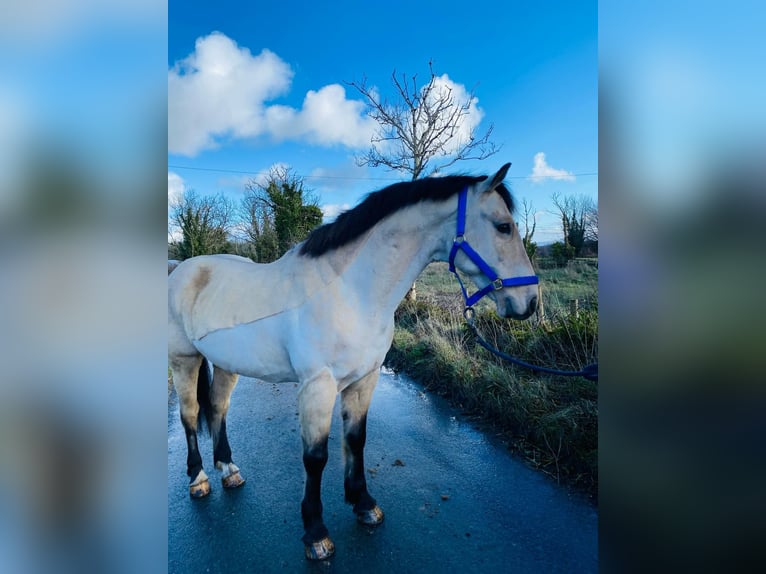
[535,257,598,270]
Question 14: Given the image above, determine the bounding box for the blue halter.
[448,187,539,312]
[446,186,597,381]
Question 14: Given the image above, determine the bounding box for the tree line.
[168,166,323,263]
[519,193,598,266]
[169,163,598,268]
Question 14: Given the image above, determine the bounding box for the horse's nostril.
[529,296,538,314]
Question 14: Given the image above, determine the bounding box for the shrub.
[550,241,575,266]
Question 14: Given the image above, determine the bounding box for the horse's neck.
[341,200,454,317]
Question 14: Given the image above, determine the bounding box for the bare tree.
[170,190,234,259]
[584,202,598,244]
[517,198,547,324]
[551,193,597,258]
[348,61,500,299]
[519,197,538,258]
[348,62,499,180]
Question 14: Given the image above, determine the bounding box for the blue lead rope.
[465,316,598,382]
[448,187,598,382]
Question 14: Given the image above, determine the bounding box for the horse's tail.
[196,359,214,436]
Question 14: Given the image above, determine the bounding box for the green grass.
[385,261,598,497]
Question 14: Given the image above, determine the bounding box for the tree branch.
[347,63,500,180]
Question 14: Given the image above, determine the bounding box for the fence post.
[569,298,579,318]
[405,282,417,302]
[536,283,546,326]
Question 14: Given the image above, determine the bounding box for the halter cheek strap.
[448,188,538,310]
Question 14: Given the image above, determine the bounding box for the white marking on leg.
[191,469,208,486]
[215,461,240,479]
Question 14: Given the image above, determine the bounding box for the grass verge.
[384,262,598,498]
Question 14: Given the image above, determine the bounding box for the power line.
[168,164,394,181]
[168,163,598,182]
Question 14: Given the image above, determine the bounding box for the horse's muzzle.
[502,295,537,320]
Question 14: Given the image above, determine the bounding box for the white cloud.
[321,203,351,221]
[265,85,377,147]
[168,32,377,156]
[167,171,185,205]
[168,171,186,242]
[167,171,185,242]
[168,32,294,156]
[528,152,575,183]
[418,74,485,157]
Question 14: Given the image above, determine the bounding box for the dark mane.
[300,174,515,258]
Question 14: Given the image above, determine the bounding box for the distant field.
[415,260,597,318]
[385,260,598,496]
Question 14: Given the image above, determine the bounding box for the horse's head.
[449,163,539,320]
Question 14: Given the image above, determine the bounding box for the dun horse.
[168,163,538,560]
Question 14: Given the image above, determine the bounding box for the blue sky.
[168,0,597,244]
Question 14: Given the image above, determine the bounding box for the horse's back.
[168,254,255,296]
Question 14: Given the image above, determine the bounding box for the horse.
[168,163,539,560]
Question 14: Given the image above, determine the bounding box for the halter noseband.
[448,187,539,315]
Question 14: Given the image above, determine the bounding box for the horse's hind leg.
[170,354,211,498]
[341,370,384,526]
[210,366,245,489]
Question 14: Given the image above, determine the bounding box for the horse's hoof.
[189,479,210,498]
[356,505,384,526]
[222,471,245,489]
[304,536,335,561]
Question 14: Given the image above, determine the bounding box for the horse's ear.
[481,163,511,193]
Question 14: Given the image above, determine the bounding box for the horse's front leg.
[341,370,384,526]
[298,369,337,561]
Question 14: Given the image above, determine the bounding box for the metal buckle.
[453,235,465,244]
[492,278,503,290]
[463,307,475,321]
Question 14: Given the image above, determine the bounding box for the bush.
[550,241,575,266]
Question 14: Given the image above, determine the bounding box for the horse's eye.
[495,223,512,235]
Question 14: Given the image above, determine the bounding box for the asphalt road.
[168,368,598,573]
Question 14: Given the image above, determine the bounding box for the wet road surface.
[168,368,597,573]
